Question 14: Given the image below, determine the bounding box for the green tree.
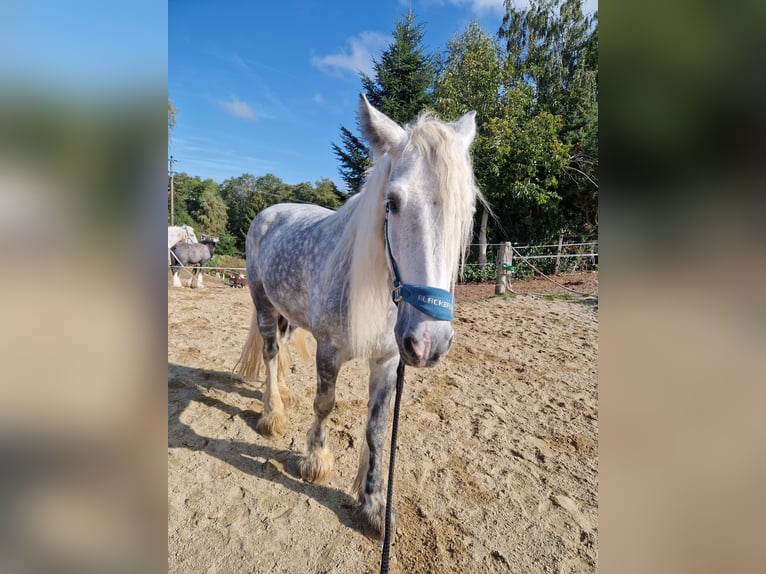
[313,178,345,209]
[191,179,228,236]
[333,10,437,193]
[498,0,598,240]
[331,125,370,194]
[168,100,176,141]
[287,179,343,210]
[361,10,437,124]
[479,85,570,243]
[435,21,504,263]
[254,173,290,205]
[219,174,266,250]
[169,172,198,226]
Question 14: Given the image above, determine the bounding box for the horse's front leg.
[353,354,399,539]
[298,342,341,484]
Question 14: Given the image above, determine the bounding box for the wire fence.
[461,241,598,283]
[169,240,599,284]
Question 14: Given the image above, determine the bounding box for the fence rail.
[461,240,598,283]
[170,241,599,282]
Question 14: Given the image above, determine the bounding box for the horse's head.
[359,94,479,367]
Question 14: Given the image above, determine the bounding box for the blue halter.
[383,202,455,321]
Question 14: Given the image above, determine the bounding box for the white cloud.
[311,31,389,78]
[220,97,256,120]
[442,0,597,16]
[313,92,325,105]
[430,0,504,14]
[470,0,505,14]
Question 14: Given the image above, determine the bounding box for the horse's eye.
[386,199,399,214]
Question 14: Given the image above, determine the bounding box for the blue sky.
[169,0,597,190]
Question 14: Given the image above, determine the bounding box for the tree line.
[170,0,597,256]
[169,172,344,256]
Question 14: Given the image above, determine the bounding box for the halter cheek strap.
[384,203,455,321]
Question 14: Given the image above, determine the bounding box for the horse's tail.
[234,308,312,384]
[291,328,312,366]
[234,308,265,381]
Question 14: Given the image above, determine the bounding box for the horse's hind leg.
[298,342,340,484]
[353,354,399,540]
[191,266,204,288]
[276,317,297,408]
[255,306,288,437]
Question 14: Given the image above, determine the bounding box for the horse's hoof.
[298,448,335,484]
[256,410,288,437]
[356,494,396,541]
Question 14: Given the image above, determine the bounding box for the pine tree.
[333,10,436,194]
[330,125,370,195]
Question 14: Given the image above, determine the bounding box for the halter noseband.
[383,202,455,321]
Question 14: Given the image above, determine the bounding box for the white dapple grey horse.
[235,94,480,540]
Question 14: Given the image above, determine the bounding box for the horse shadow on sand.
[168,363,361,534]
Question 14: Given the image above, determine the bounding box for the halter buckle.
[392,280,402,304]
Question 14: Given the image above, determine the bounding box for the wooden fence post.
[495,242,512,295]
[554,233,564,275]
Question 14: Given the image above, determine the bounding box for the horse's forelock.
[407,114,480,284]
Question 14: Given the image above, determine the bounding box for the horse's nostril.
[403,335,427,361]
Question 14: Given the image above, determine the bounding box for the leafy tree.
[333,10,437,193]
[212,229,238,256]
[219,174,266,250]
[436,21,501,123]
[168,100,176,140]
[435,21,504,264]
[478,85,570,243]
[169,172,198,226]
[498,0,598,240]
[313,177,346,208]
[288,178,343,210]
[253,173,290,205]
[191,179,228,236]
[168,173,228,237]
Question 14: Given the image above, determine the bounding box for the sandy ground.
[168,272,598,573]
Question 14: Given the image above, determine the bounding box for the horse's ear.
[453,111,477,149]
[358,93,407,156]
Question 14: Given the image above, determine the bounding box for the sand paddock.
[168,272,598,573]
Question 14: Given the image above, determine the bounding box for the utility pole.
[168,156,176,226]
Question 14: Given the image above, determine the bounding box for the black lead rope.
[379,201,452,573]
[380,358,406,574]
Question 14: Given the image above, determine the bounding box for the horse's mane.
[325,112,480,357]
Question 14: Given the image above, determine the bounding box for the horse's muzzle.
[395,313,454,367]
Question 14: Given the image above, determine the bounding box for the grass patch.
[209,254,246,270]
[540,293,580,301]
[492,292,517,299]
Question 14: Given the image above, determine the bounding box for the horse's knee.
[262,337,279,362]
